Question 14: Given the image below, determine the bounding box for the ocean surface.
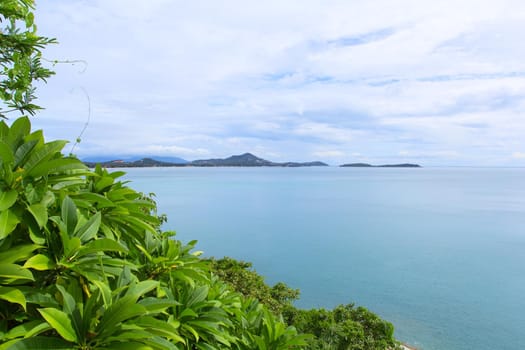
[122,167,525,350]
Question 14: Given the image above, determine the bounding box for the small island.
[340,163,421,168]
[84,153,329,168]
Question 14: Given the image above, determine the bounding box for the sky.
[26,0,525,166]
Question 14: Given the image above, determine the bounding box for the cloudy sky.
[29,0,525,165]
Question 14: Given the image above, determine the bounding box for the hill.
[84,153,329,168]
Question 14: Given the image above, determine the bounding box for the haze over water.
[124,167,525,350]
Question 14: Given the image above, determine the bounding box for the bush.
[0,117,310,349]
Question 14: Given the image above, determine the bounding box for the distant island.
[84,153,328,168]
[340,163,421,168]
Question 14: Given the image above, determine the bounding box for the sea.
[122,166,525,350]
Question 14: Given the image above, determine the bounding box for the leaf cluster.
[0,117,311,349]
[209,257,300,315]
[0,0,56,118]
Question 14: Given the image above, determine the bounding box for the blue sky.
[27,0,525,165]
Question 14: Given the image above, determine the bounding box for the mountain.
[190,153,328,167]
[82,155,188,164]
[84,158,186,168]
[83,153,328,168]
[340,163,421,168]
[191,153,274,166]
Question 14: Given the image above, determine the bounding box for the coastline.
[401,344,418,350]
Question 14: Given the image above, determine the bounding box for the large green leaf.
[38,308,78,343]
[14,139,38,169]
[0,189,17,211]
[98,342,156,350]
[126,280,159,300]
[0,286,26,310]
[56,285,83,344]
[187,285,209,307]
[94,176,114,192]
[0,264,34,283]
[27,203,48,228]
[28,158,87,178]
[74,212,101,242]
[61,196,77,236]
[138,298,181,313]
[1,320,51,340]
[1,336,75,350]
[0,244,40,264]
[23,254,55,271]
[132,317,184,343]
[72,192,115,209]
[97,297,147,338]
[22,140,67,174]
[0,141,14,165]
[7,117,30,151]
[0,209,19,239]
[74,238,127,258]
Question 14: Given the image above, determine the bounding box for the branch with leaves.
[0,0,56,119]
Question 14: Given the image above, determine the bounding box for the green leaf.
[0,263,34,283]
[138,298,181,313]
[141,336,180,350]
[2,320,50,340]
[7,117,31,150]
[23,254,55,271]
[27,203,48,228]
[126,280,159,300]
[38,308,78,343]
[28,222,46,245]
[99,342,154,350]
[95,176,114,192]
[2,336,75,350]
[0,141,14,165]
[132,317,184,342]
[63,237,81,259]
[97,298,147,338]
[55,285,83,343]
[14,139,38,168]
[61,196,77,236]
[75,238,127,258]
[0,244,40,264]
[0,209,19,239]
[28,158,87,178]
[187,285,209,306]
[0,286,26,310]
[74,212,101,242]
[0,189,17,211]
[23,140,67,174]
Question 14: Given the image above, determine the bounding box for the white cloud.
[28,0,525,165]
[512,152,525,159]
[312,150,345,158]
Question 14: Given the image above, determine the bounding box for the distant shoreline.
[83,153,421,169]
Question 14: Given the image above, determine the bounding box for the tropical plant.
[0,0,56,118]
[0,117,310,349]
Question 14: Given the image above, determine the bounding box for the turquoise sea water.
[122,167,525,350]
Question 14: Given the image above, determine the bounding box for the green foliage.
[285,305,400,350]
[211,257,400,350]
[209,257,300,315]
[0,118,309,349]
[0,0,56,118]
